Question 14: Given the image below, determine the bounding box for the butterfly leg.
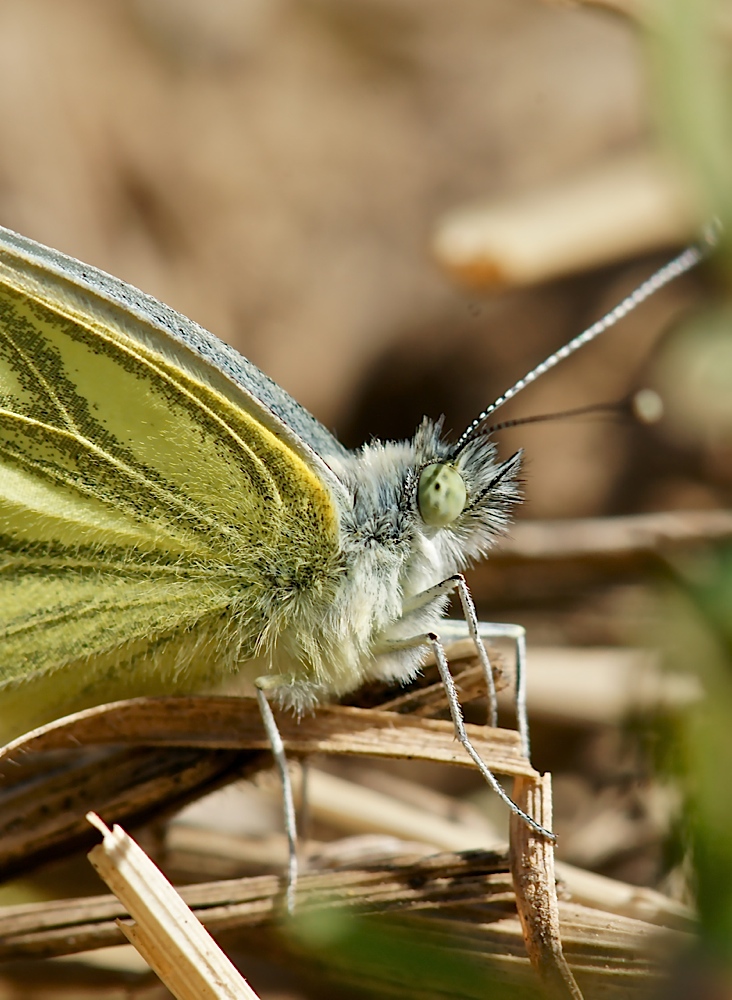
[440,618,531,757]
[255,685,298,913]
[404,575,531,757]
[380,629,555,840]
[471,621,529,757]
[402,574,498,728]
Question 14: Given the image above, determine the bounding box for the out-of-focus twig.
[471,511,732,609]
[542,0,647,20]
[432,150,699,289]
[494,510,732,561]
[501,647,701,726]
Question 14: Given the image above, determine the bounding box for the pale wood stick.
[86,813,259,1000]
[432,150,700,289]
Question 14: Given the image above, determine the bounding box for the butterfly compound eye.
[417,463,467,526]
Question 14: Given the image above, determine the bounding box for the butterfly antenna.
[484,399,627,434]
[484,390,666,434]
[454,225,718,453]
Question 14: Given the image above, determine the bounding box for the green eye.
[417,463,467,526]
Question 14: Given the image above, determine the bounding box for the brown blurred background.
[3,5,731,994]
[0,0,715,524]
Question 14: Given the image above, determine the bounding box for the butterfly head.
[334,417,520,585]
[407,417,521,567]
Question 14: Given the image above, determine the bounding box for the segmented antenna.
[454,227,718,453]
[484,399,626,435]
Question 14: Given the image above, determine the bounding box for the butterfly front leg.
[400,573,531,757]
[440,616,531,758]
[375,623,554,840]
[400,573,499,728]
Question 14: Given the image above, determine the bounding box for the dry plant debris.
[510,775,582,999]
[0,844,690,997]
[0,679,531,881]
[0,635,696,998]
[86,813,260,1000]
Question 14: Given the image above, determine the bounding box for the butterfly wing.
[0,227,344,740]
[0,226,351,478]
[0,573,235,740]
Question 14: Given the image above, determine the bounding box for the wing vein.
[0,408,239,546]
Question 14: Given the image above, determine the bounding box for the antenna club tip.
[702,217,723,248]
[632,388,664,424]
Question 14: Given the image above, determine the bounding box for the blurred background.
[3,0,732,996]
[0,0,708,887]
[0,0,714,521]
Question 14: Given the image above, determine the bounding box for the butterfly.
[0,224,516,730]
[0,224,709,900]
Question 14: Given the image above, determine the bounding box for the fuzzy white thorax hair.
[250,418,521,712]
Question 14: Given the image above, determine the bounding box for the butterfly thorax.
[256,419,521,711]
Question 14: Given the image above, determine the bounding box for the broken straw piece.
[86,812,260,1000]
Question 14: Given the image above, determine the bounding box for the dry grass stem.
[288,767,505,851]
[0,677,530,882]
[0,847,689,998]
[0,637,696,996]
[494,510,732,561]
[86,814,260,1000]
[253,767,694,929]
[510,775,583,999]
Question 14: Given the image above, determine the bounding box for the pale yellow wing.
[0,573,235,742]
[0,237,342,739]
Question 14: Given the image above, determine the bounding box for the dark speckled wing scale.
[0,225,348,741]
